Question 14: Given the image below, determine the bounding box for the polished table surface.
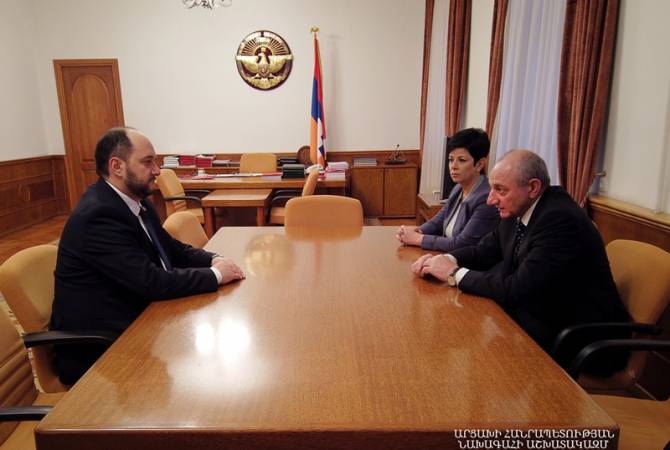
[180,174,346,190]
[36,227,617,450]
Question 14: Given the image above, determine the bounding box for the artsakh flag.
[310,33,327,167]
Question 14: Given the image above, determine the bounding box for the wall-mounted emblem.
[236,30,293,90]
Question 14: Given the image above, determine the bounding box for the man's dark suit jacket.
[419,175,499,252]
[50,178,219,383]
[450,186,630,373]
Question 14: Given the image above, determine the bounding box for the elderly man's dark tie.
[514,221,526,257]
[139,207,172,271]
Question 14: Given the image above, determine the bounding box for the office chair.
[296,145,311,165]
[0,307,62,450]
[566,336,670,450]
[155,169,208,224]
[284,195,363,228]
[553,239,670,393]
[239,153,277,173]
[0,245,115,393]
[268,169,319,225]
[163,211,208,249]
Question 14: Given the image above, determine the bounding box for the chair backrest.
[301,169,319,197]
[239,153,277,173]
[578,239,670,392]
[297,145,311,165]
[0,244,66,393]
[156,169,187,215]
[163,211,208,249]
[0,308,38,444]
[285,195,363,228]
[606,239,670,323]
[0,245,57,333]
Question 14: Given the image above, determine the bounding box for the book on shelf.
[326,161,349,171]
[179,155,196,166]
[353,157,378,167]
[195,155,214,168]
[323,171,346,180]
[162,155,180,168]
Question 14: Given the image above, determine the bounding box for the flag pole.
[309,26,326,168]
[309,26,322,167]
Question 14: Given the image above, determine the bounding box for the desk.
[36,227,617,450]
[201,189,271,236]
[180,174,346,193]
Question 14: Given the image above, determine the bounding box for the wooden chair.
[592,387,670,450]
[268,169,319,225]
[239,153,277,173]
[0,245,114,393]
[163,211,208,249]
[0,308,63,450]
[567,337,670,450]
[155,169,207,224]
[284,195,363,228]
[553,240,670,393]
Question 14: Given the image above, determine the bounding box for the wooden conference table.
[36,227,617,450]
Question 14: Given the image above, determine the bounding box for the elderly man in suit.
[51,127,245,384]
[412,149,629,375]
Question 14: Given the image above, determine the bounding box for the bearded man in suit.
[51,127,245,384]
[412,149,629,375]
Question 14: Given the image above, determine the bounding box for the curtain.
[485,0,509,142]
[492,0,566,183]
[557,0,619,207]
[444,0,472,136]
[419,0,449,194]
[419,0,436,163]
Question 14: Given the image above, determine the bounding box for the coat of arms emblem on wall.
[235,30,293,90]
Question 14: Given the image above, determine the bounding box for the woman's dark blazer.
[418,175,499,252]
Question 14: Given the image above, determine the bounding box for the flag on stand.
[310,29,327,167]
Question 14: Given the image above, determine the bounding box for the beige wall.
[26,0,423,156]
[4,0,668,213]
[0,1,48,160]
[600,0,670,212]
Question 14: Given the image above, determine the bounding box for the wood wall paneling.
[0,156,69,237]
[588,195,670,400]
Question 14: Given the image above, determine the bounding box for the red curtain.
[485,0,508,138]
[444,0,472,137]
[419,0,436,164]
[557,0,619,206]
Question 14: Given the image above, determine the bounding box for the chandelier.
[183,0,232,9]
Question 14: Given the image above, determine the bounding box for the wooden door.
[54,59,125,209]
